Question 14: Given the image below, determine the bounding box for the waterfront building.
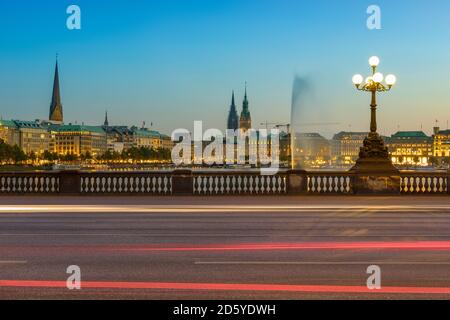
[292,133,331,167]
[0,120,50,156]
[131,127,162,149]
[0,120,20,147]
[433,127,450,158]
[54,124,107,157]
[103,126,134,153]
[385,131,432,166]
[159,134,174,150]
[14,120,50,156]
[331,132,368,166]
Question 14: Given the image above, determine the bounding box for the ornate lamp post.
[351,56,398,173]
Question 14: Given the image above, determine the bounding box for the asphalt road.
[0,196,450,300]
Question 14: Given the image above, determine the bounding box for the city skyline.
[1,1,450,136]
[2,2,450,304]
[1,58,448,140]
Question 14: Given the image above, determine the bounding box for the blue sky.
[1,0,450,136]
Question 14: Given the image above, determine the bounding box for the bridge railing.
[0,169,449,195]
[80,171,172,195]
[400,172,448,194]
[306,171,354,194]
[193,171,288,195]
[0,172,60,194]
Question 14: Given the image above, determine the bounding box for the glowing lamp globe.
[352,74,364,85]
[369,56,380,67]
[372,72,384,83]
[365,76,373,84]
[386,74,397,86]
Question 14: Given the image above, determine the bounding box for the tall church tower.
[49,59,63,123]
[227,91,239,131]
[239,84,251,131]
[104,110,109,126]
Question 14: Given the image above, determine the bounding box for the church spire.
[227,91,239,131]
[49,57,63,122]
[104,110,109,126]
[240,83,251,131]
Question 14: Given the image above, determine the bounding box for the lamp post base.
[351,133,399,174]
[351,157,399,174]
[350,133,400,194]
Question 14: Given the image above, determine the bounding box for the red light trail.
[114,241,450,252]
[1,280,450,295]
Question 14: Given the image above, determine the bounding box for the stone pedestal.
[353,174,400,195]
[351,133,400,194]
[287,170,308,194]
[59,170,81,195]
[171,169,193,195]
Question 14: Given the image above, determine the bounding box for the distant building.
[0,120,20,146]
[331,132,368,166]
[159,134,174,150]
[132,128,162,149]
[103,123,173,154]
[0,120,50,156]
[433,127,450,160]
[385,131,432,166]
[103,126,134,153]
[292,133,331,167]
[279,132,291,162]
[14,120,51,156]
[54,124,107,157]
[103,111,109,127]
[239,86,251,132]
[227,91,239,131]
[49,59,64,123]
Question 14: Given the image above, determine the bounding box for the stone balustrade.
[0,169,449,195]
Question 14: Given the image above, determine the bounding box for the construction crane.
[260,122,340,133]
[260,122,290,132]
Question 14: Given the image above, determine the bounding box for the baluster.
[429,177,436,193]
[416,177,421,193]
[277,176,283,193]
[156,177,162,193]
[307,177,312,193]
[231,176,237,194]
[163,176,169,194]
[318,176,324,193]
[219,176,225,194]
[438,177,444,193]
[247,176,253,194]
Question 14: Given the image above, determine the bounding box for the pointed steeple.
[244,82,248,102]
[49,57,63,122]
[227,91,239,131]
[240,83,251,131]
[104,110,109,126]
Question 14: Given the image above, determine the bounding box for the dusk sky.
[1,0,450,137]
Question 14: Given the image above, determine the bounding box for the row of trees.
[0,140,171,164]
[0,140,27,163]
[42,147,171,163]
[98,147,171,161]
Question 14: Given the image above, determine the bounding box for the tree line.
[0,140,27,163]
[98,147,171,162]
[0,140,171,164]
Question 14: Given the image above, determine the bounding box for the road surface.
[0,196,450,299]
